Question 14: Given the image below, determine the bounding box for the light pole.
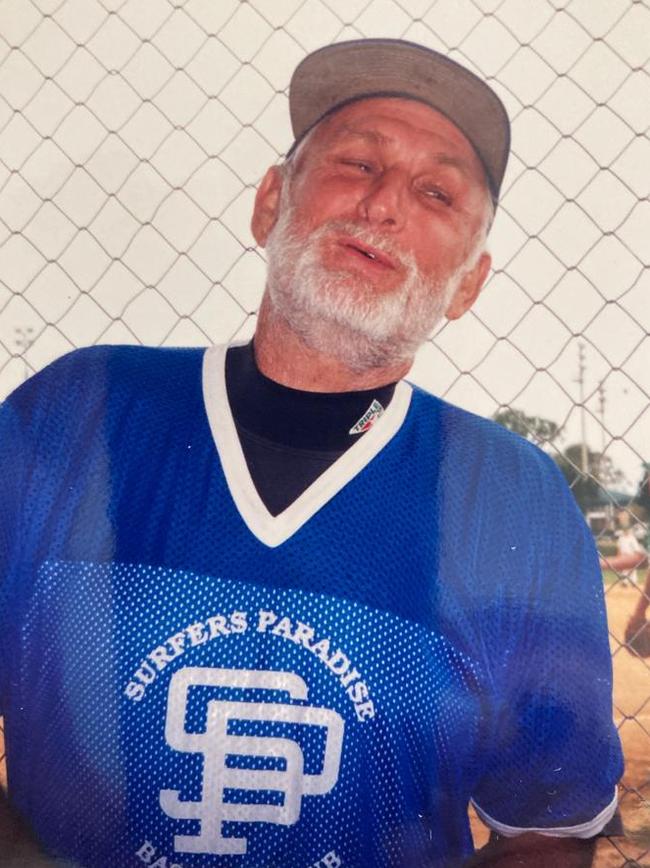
[575,343,588,477]
[597,380,606,482]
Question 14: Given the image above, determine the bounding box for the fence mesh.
[0,0,648,864]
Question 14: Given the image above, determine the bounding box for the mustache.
[292,218,416,275]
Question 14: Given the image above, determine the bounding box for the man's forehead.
[288,40,510,204]
[306,98,487,180]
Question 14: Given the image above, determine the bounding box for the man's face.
[282,98,489,290]
[253,97,492,369]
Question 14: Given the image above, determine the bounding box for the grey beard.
[264,204,467,372]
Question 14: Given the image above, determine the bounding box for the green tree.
[555,444,625,514]
[634,463,650,513]
[629,463,650,530]
[493,407,561,449]
[493,409,628,515]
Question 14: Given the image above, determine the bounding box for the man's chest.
[5,553,483,867]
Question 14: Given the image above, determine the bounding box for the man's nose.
[356,169,405,230]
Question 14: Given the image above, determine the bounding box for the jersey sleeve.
[470,454,623,838]
[0,397,26,584]
[0,348,113,715]
[0,393,29,715]
[0,354,77,594]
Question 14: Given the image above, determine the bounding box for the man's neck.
[253,295,412,393]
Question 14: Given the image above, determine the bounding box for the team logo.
[349,399,384,435]
[160,666,345,855]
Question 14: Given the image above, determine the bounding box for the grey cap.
[288,38,510,204]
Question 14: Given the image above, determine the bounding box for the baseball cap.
[288,39,510,204]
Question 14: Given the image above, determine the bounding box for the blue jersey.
[0,345,622,867]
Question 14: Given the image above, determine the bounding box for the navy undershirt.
[225,342,396,516]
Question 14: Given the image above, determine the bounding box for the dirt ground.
[1,585,647,865]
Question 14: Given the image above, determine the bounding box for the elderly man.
[0,39,622,868]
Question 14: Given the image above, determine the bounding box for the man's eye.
[421,186,452,206]
[340,159,374,173]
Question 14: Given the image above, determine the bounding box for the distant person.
[624,567,650,657]
[600,525,648,578]
[615,526,645,586]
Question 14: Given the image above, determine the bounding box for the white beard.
[264,200,473,372]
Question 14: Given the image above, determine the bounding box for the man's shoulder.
[1,345,209,453]
[33,343,205,381]
[5,344,206,407]
[409,384,552,457]
[407,383,566,494]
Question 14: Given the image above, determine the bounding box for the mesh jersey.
[0,345,622,868]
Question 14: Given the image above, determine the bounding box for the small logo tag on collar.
[349,399,384,435]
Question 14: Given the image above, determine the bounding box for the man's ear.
[445,252,491,321]
[251,166,284,247]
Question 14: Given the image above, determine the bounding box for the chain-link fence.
[0,0,648,864]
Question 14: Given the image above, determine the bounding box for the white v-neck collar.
[202,344,413,548]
